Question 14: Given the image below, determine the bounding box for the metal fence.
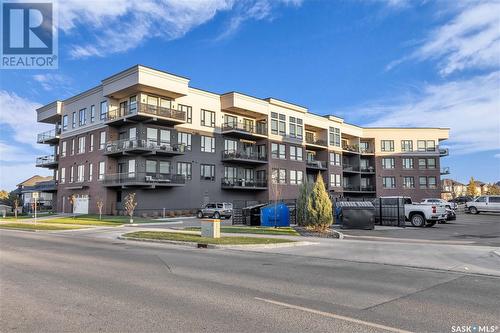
[333,197,406,227]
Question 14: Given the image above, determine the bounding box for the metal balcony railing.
[343,184,360,191]
[342,144,359,152]
[35,155,57,166]
[101,172,185,186]
[106,103,186,122]
[441,167,450,175]
[360,166,375,173]
[305,137,328,147]
[360,185,375,191]
[343,164,360,172]
[439,148,449,157]
[221,177,267,189]
[306,160,327,169]
[104,139,185,154]
[37,128,61,143]
[221,150,267,161]
[221,122,267,136]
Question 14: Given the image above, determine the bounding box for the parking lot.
[339,212,500,247]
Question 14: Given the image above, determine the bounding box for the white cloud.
[348,72,500,155]
[33,73,73,92]
[389,1,500,75]
[60,0,301,58]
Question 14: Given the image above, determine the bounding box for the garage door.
[74,197,89,214]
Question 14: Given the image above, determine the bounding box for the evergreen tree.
[306,174,333,231]
[297,182,312,226]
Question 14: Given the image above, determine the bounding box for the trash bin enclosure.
[242,204,267,226]
[260,203,290,227]
[336,201,375,230]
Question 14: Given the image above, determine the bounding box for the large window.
[201,109,215,127]
[99,131,106,150]
[419,176,427,189]
[78,108,86,126]
[72,112,76,128]
[61,141,67,157]
[418,158,427,169]
[289,146,303,161]
[224,139,237,152]
[402,157,414,169]
[128,160,136,178]
[224,166,237,179]
[401,140,413,152]
[428,176,437,189]
[146,160,157,174]
[129,96,137,113]
[329,152,341,166]
[381,140,394,152]
[200,164,215,181]
[77,165,85,182]
[201,136,215,153]
[417,140,436,152]
[382,177,396,189]
[289,170,303,185]
[60,167,66,183]
[427,158,436,169]
[330,174,341,187]
[147,128,158,145]
[71,139,75,155]
[160,129,170,145]
[89,134,94,152]
[271,112,286,135]
[100,101,107,120]
[159,161,170,174]
[272,168,286,184]
[98,161,105,180]
[403,176,415,189]
[78,136,85,154]
[271,112,278,135]
[178,104,192,123]
[271,143,286,159]
[329,127,341,147]
[88,163,93,181]
[177,162,192,180]
[289,117,303,139]
[62,115,68,131]
[178,132,191,151]
[90,105,95,122]
[70,166,74,183]
[382,157,395,169]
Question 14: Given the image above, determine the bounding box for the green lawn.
[0,222,86,231]
[123,231,295,245]
[185,226,300,236]
[1,212,56,220]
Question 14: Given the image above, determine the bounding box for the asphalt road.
[340,213,500,247]
[1,230,499,333]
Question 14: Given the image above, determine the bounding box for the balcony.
[106,103,186,126]
[342,144,360,154]
[441,167,450,175]
[305,137,328,150]
[35,155,58,169]
[343,164,360,173]
[439,148,449,157]
[221,150,267,164]
[104,139,185,157]
[343,184,376,193]
[306,160,328,171]
[101,172,185,188]
[360,166,375,173]
[221,178,267,190]
[221,122,267,139]
[37,128,61,144]
[360,185,376,192]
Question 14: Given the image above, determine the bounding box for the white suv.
[465,196,500,214]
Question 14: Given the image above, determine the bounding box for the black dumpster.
[242,204,266,226]
[336,201,375,230]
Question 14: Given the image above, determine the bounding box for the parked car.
[373,197,447,227]
[449,196,474,205]
[465,196,500,214]
[196,202,233,219]
[421,198,457,210]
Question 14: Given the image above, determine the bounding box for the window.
[401,140,413,152]
[77,165,85,182]
[62,115,68,131]
[427,158,436,169]
[201,136,215,153]
[403,176,414,189]
[475,196,487,202]
[160,129,170,145]
[99,131,106,149]
[360,141,369,153]
[329,127,341,147]
[271,112,278,135]
[330,174,341,187]
[272,168,286,184]
[147,128,158,145]
[61,141,67,157]
[129,128,137,140]
[77,137,85,154]
[489,197,500,203]
[70,166,74,183]
[418,158,427,169]
[426,140,435,151]
[383,177,396,189]
[419,176,427,189]
[224,114,237,127]
[159,161,170,174]
[329,152,341,166]
[178,104,192,123]
[402,157,414,169]
[60,167,66,183]
[146,160,157,174]
[100,101,107,120]
[129,96,137,113]
[71,139,75,155]
[201,109,215,127]
[289,146,303,161]
[128,160,136,178]
[178,132,191,151]
[224,166,237,179]
[72,112,76,128]
[271,143,285,159]
[381,140,394,152]
[79,108,86,126]
[201,164,215,181]
[289,170,303,185]
[88,163,93,181]
[428,176,437,189]
[417,140,427,152]
[289,117,303,139]
[382,157,395,169]
[90,105,95,122]
[177,162,192,180]
[278,114,286,135]
[224,139,237,153]
[98,161,105,180]
[89,134,94,152]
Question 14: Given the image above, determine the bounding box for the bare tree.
[271,172,284,228]
[13,198,19,220]
[68,194,76,218]
[124,193,137,224]
[96,198,104,220]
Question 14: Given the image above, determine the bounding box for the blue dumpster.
[260,203,290,227]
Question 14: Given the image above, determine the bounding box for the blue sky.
[1,0,499,190]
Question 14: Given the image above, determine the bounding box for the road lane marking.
[254,297,413,333]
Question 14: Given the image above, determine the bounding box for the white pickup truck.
[373,197,447,227]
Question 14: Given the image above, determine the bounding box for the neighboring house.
[35,64,450,215]
[15,175,57,212]
[441,179,466,200]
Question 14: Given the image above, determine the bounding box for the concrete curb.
[491,250,500,258]
[341,234,475,245]
[118,236,316,249]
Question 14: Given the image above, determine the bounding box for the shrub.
[297,182,312,226]
[305,174,333,231]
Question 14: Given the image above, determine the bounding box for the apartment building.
[36,65,450,215]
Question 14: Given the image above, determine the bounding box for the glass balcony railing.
[101,172,185,186]
[37,128,61,143]
[305,137,328,147]
[35,155,58,166]
[221,122,267,136]
[221,150,267,162]
[104,139,185,155]
[106,103,186,122]
[306,160,327,169]
[221,177,267,189]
